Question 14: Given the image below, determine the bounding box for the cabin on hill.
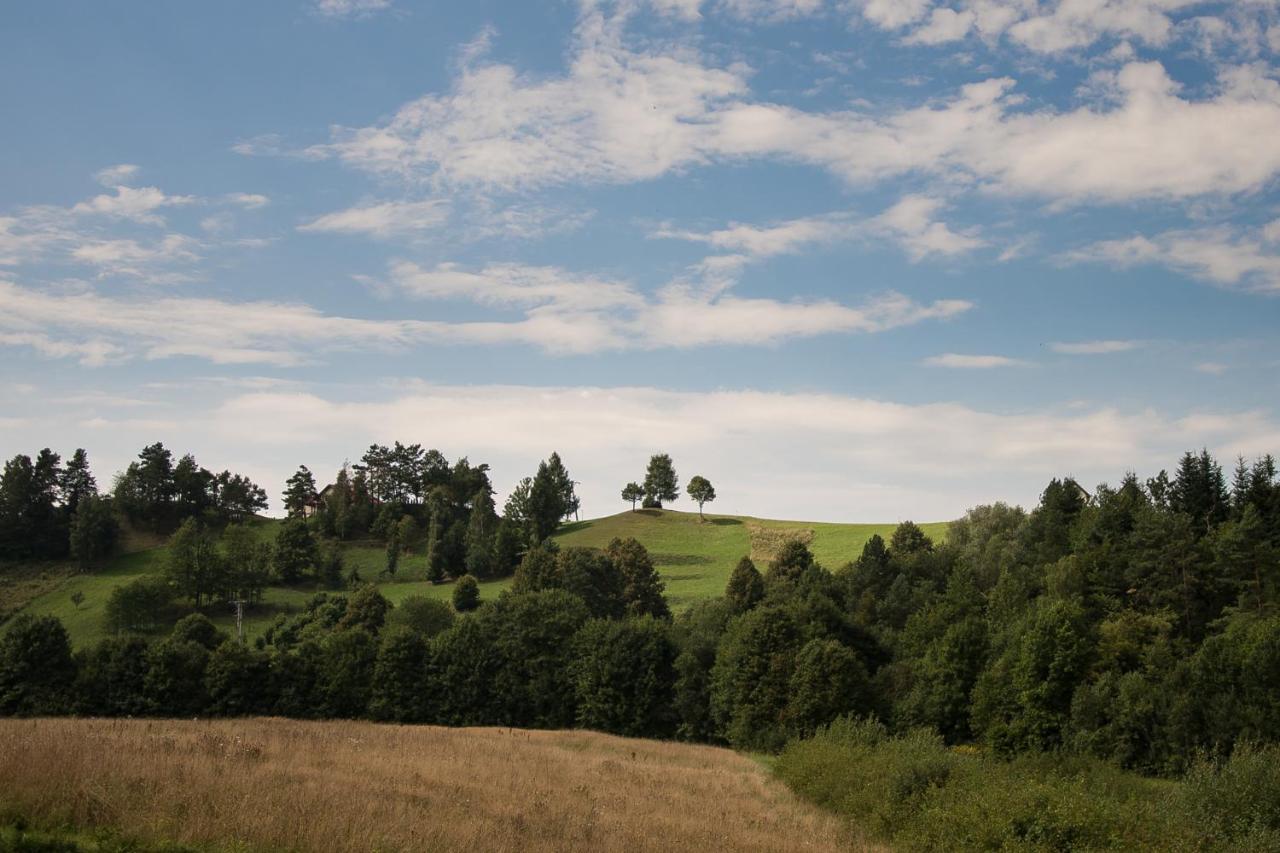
[302,483,350,517]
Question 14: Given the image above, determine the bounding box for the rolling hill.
[5,509,949,647]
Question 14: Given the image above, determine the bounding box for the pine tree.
[607,537,670,620]
[643,454,678,507]
[425,487,447,584]
[453,574,480,612]
[726,557,764,613]
[282,465,318,518]
[59,448,97,514]
[465,487,498,578]
[622,482,643,511]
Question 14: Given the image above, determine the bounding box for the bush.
[452,575,480,612]
[1177,742,1280,849]
[776,722,1176,851]
[385,596,454,638]
[103,576,174,634]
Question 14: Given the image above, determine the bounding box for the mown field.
[4,509,947,648]
[0,717,867,853]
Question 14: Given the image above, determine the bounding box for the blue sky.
[2,0,1279,521]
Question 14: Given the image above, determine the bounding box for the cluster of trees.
[4,447,1279,779]
[112,443,268,530]
[0,447,116,568]
[620,454,716,518]
[282,447,579,584]
[0,539,677,736]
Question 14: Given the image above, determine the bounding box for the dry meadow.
[0,717,868,852]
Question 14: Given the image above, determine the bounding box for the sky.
[1,0,1279,522]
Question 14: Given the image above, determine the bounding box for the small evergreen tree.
[464,487,498,578]
[282,465,318,517]
[643,454,679,507]
[726,556,764,613]
[453,574,481,612]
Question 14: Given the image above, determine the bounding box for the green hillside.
[556,510,950,609]
[7,510,948,647]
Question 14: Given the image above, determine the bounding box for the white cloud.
[653,195,984,264]
[1064,222,1280,293]
[309,12,748,189]
[385,260,972,352]
[298,199,451,238]
[313,0,392,18]
[903,7,977,44]
[303,12,1280,206]
[0,279,427,367]
[227,193,270,209]
[1195,361,1229,374]
[924,352,1030,367]
[70,235,202,280]
[93,164,140,187]
[720,0,825,21]
[1050,339,1144,354]
[870,194,986,260]
[0,258,971,366]
[0,332,125,368]
[21,381,1271,521]
[855,0,935,29]
[851,1,1246,56]
[71,185,196,225]
[652,214,854,258]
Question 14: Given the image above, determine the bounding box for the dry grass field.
[0,717,869,853]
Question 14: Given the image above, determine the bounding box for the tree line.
[2,447,1278,778]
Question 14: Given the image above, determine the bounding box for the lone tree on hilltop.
[643,454,679,508]
[686,476,716,520]
[621,482,644,512]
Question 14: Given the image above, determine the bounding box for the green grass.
[555,509,949,610]
[9,510,947,648]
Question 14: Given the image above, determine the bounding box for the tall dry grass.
[0,718,868,852]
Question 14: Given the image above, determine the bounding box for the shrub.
[452,575,480,612]
[1176,742,1280,849]
[103,576,174,634]
[776,722,1175,851]
[385,596,454,638]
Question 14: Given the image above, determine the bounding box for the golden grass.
[747,524,815,565]
[0,718,871,852]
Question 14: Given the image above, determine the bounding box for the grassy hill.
[6,509,948,647]
[0,717,865,853]
[556,509,950,609]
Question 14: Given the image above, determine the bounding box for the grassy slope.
[10,510,947,647]
[0,718,867,853]
[556,509,950,610]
